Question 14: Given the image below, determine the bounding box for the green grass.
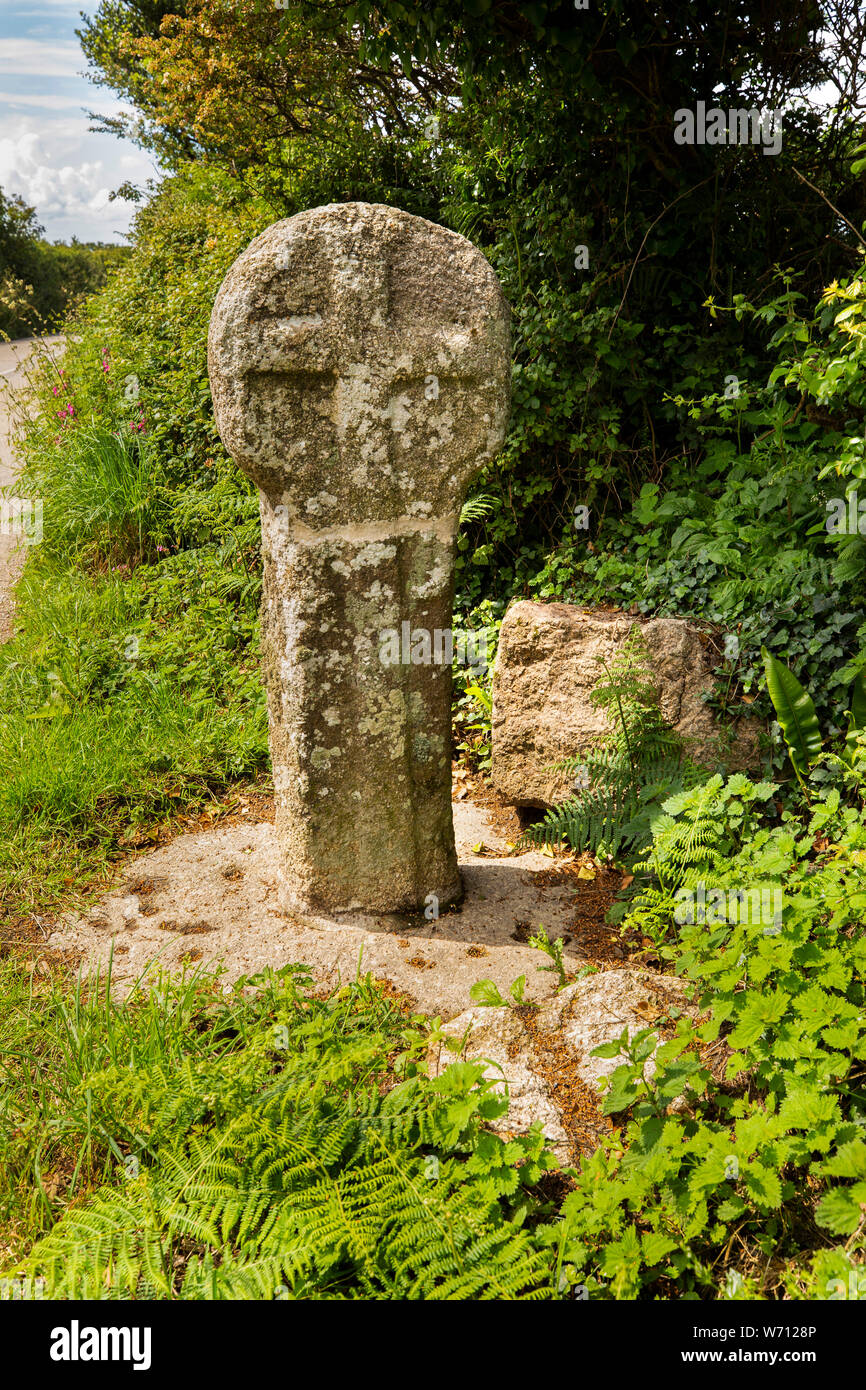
[0,304,273,932]
[0,956,559,1298]
[19,424,169,570]
[0,543,268,928]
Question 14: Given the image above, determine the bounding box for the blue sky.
[0,0,157,243]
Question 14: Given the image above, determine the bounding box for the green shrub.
[544,755,866,1298]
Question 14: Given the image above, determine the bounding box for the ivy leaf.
[616,35,639,65]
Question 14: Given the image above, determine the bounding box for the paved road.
[0,336,64,640]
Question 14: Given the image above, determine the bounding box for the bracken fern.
[6,964,558,1300]
[523,625,705,860]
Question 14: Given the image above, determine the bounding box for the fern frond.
[8,972,560,1302]
[522,627,702,861]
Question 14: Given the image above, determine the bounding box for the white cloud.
[0,4,161,241]
[0,116,157,241]
[0,39,83,77]
[0,91,118,112]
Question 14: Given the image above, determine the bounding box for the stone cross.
[208,203,510,914]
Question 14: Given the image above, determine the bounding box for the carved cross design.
[208,203,510,914]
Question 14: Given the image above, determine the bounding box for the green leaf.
[850,672,866,728]
[641,1231,678,1265]
[761,648,822,776]
[778,1085,839,1130]
[815,1186,866,1236]
[716,1195,748,1221]
[469,979,506,1008]
[728,989,791,1049]
[741,1163,783,1209]
[616,36,639,65]
[844,671,866,760]
[465,683,492,715]
[599,1227,642,1294]
[821,1141,866,1180]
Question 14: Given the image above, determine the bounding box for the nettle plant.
[549,630,866,1296]
[549,762,866,1299]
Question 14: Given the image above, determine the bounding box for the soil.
[39,777,640,1019]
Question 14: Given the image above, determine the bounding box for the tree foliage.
[0,185,126,338]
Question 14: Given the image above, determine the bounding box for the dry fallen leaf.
[634,999,662,1023]
[577,865,596,880]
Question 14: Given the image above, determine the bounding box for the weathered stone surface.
[429,969,691,1161]
[491,602,759,807]
[208,203,510,913]
[46,798,592,1019]
[429,1004,572,1158]
[531,968,690,1078]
